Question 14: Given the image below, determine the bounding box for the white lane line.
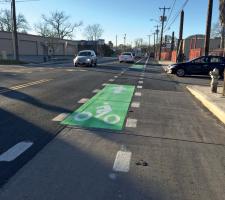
[0,142,33,162]
[131,102,140,108]
[138,81,143,84]
[114,76,118,78]
[93,89,100,93]
[52,113,69,122]
[102,83,109,86]
[140,77,144,80]
[113,150,132,172]
[137,85,143,89]
[78,98,89,104]
[135,92,142,97]
[135,57,145,64]
[109,79,115,82]
[126,118,137,128]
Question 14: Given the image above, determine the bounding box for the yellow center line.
[0,79,53,94]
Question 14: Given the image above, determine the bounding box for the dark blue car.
[167,56,225,77]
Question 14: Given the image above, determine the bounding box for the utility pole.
[124,33,126,50]
[177,10,184,63]
[159,6,170,60]
[204,0,213,56]
[147,34,151,52]
[11,0,19,61]
[155,25,160,58]
[171,31,175,52]
[116,35,118,49]
[153,32,156,58]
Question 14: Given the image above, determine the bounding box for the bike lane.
[61,84,135,130]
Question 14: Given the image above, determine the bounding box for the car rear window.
[78,52,91,56]
[122,53,132,56]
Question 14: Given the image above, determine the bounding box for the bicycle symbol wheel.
[104,114,120,125]
[74,112,93,122]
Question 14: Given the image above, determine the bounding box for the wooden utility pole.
[171,31,175,52]
[204,0,213,56]
[153,32,156,58]
[147,35,151,52]
[11,0,19,61]
[177,10,184,63]
[159,6,170,60]
[155,25,159,58]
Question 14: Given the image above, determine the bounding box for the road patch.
[61,84,135,130]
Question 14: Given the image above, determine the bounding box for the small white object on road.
[78,98,89,104]
[131,102,140,108]
[113,150,132,172]
[135,92,142,97]
[126,118,137,128]
[0,141,33,162]
[52,113,69,122]
[92,89,100,93]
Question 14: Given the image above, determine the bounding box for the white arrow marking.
[0,141,33,162]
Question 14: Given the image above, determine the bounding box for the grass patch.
[0,59,27,65]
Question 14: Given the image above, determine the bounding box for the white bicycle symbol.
[74,103,120,125]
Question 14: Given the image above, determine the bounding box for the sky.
[0,0,221,46]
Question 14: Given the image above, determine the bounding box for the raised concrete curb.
[187,86,225,125]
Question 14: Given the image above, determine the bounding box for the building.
[0,31,105,62]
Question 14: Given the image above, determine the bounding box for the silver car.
[73,50,97,67]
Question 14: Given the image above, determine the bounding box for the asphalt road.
[0,58,225,200]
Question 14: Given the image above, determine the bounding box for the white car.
[119,52,135,63]
[73,50,97,67]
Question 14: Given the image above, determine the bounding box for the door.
[188,57,210,75]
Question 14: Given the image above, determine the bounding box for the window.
[210,57,222,63]
[193,57,209,63]
[78,51,91,56]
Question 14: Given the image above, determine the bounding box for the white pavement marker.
[138,81,143,84]
[135,92,142,97]
[131,102,140,108]
[126,118,137,128]
[92,89,100,93]
[114,76,118,78]
[52,113,69,122]
[109,79,115,82]
[137,85,143,89]
[102,83,109,86]
[140,77,144,80]
[78,98,89,104]
[113,151,132,172]
[0,142,33,162]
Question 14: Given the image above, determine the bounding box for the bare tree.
[84,24,104,40]
[35,11,82,39]
[211,21,223,38]
[134,38,144,47]
[0,9,29,33]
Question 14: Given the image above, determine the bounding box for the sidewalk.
[158,60,175,66]
[187,85,225,125]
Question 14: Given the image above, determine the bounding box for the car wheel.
[74,63,78,67]
[94,62,97,67]
[176,68,185,77]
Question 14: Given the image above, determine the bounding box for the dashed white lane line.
[109,79,115,82]
[52,113,69,122]
[126,118,137,128]
[114,76,118,78]
[138,81,143,84]
[113,150,132,172]
[78,98,89,104]
[93,89,100,93]
[140,77,144,80]
[131,102,140,108]
[0,141,33,162]
[135,92,142,97]
[102,83,109,86]
[137,85,143,89]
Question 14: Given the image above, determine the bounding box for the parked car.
[73,50,97,67]
[167,55,225,77]
[119,52,135,63]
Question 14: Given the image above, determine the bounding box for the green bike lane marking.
[129,64,145,70]
[61,84,135,131]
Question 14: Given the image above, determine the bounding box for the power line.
[164,0,190,33]
[164,0,177,29]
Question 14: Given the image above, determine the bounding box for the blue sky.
[0,0,221,45]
